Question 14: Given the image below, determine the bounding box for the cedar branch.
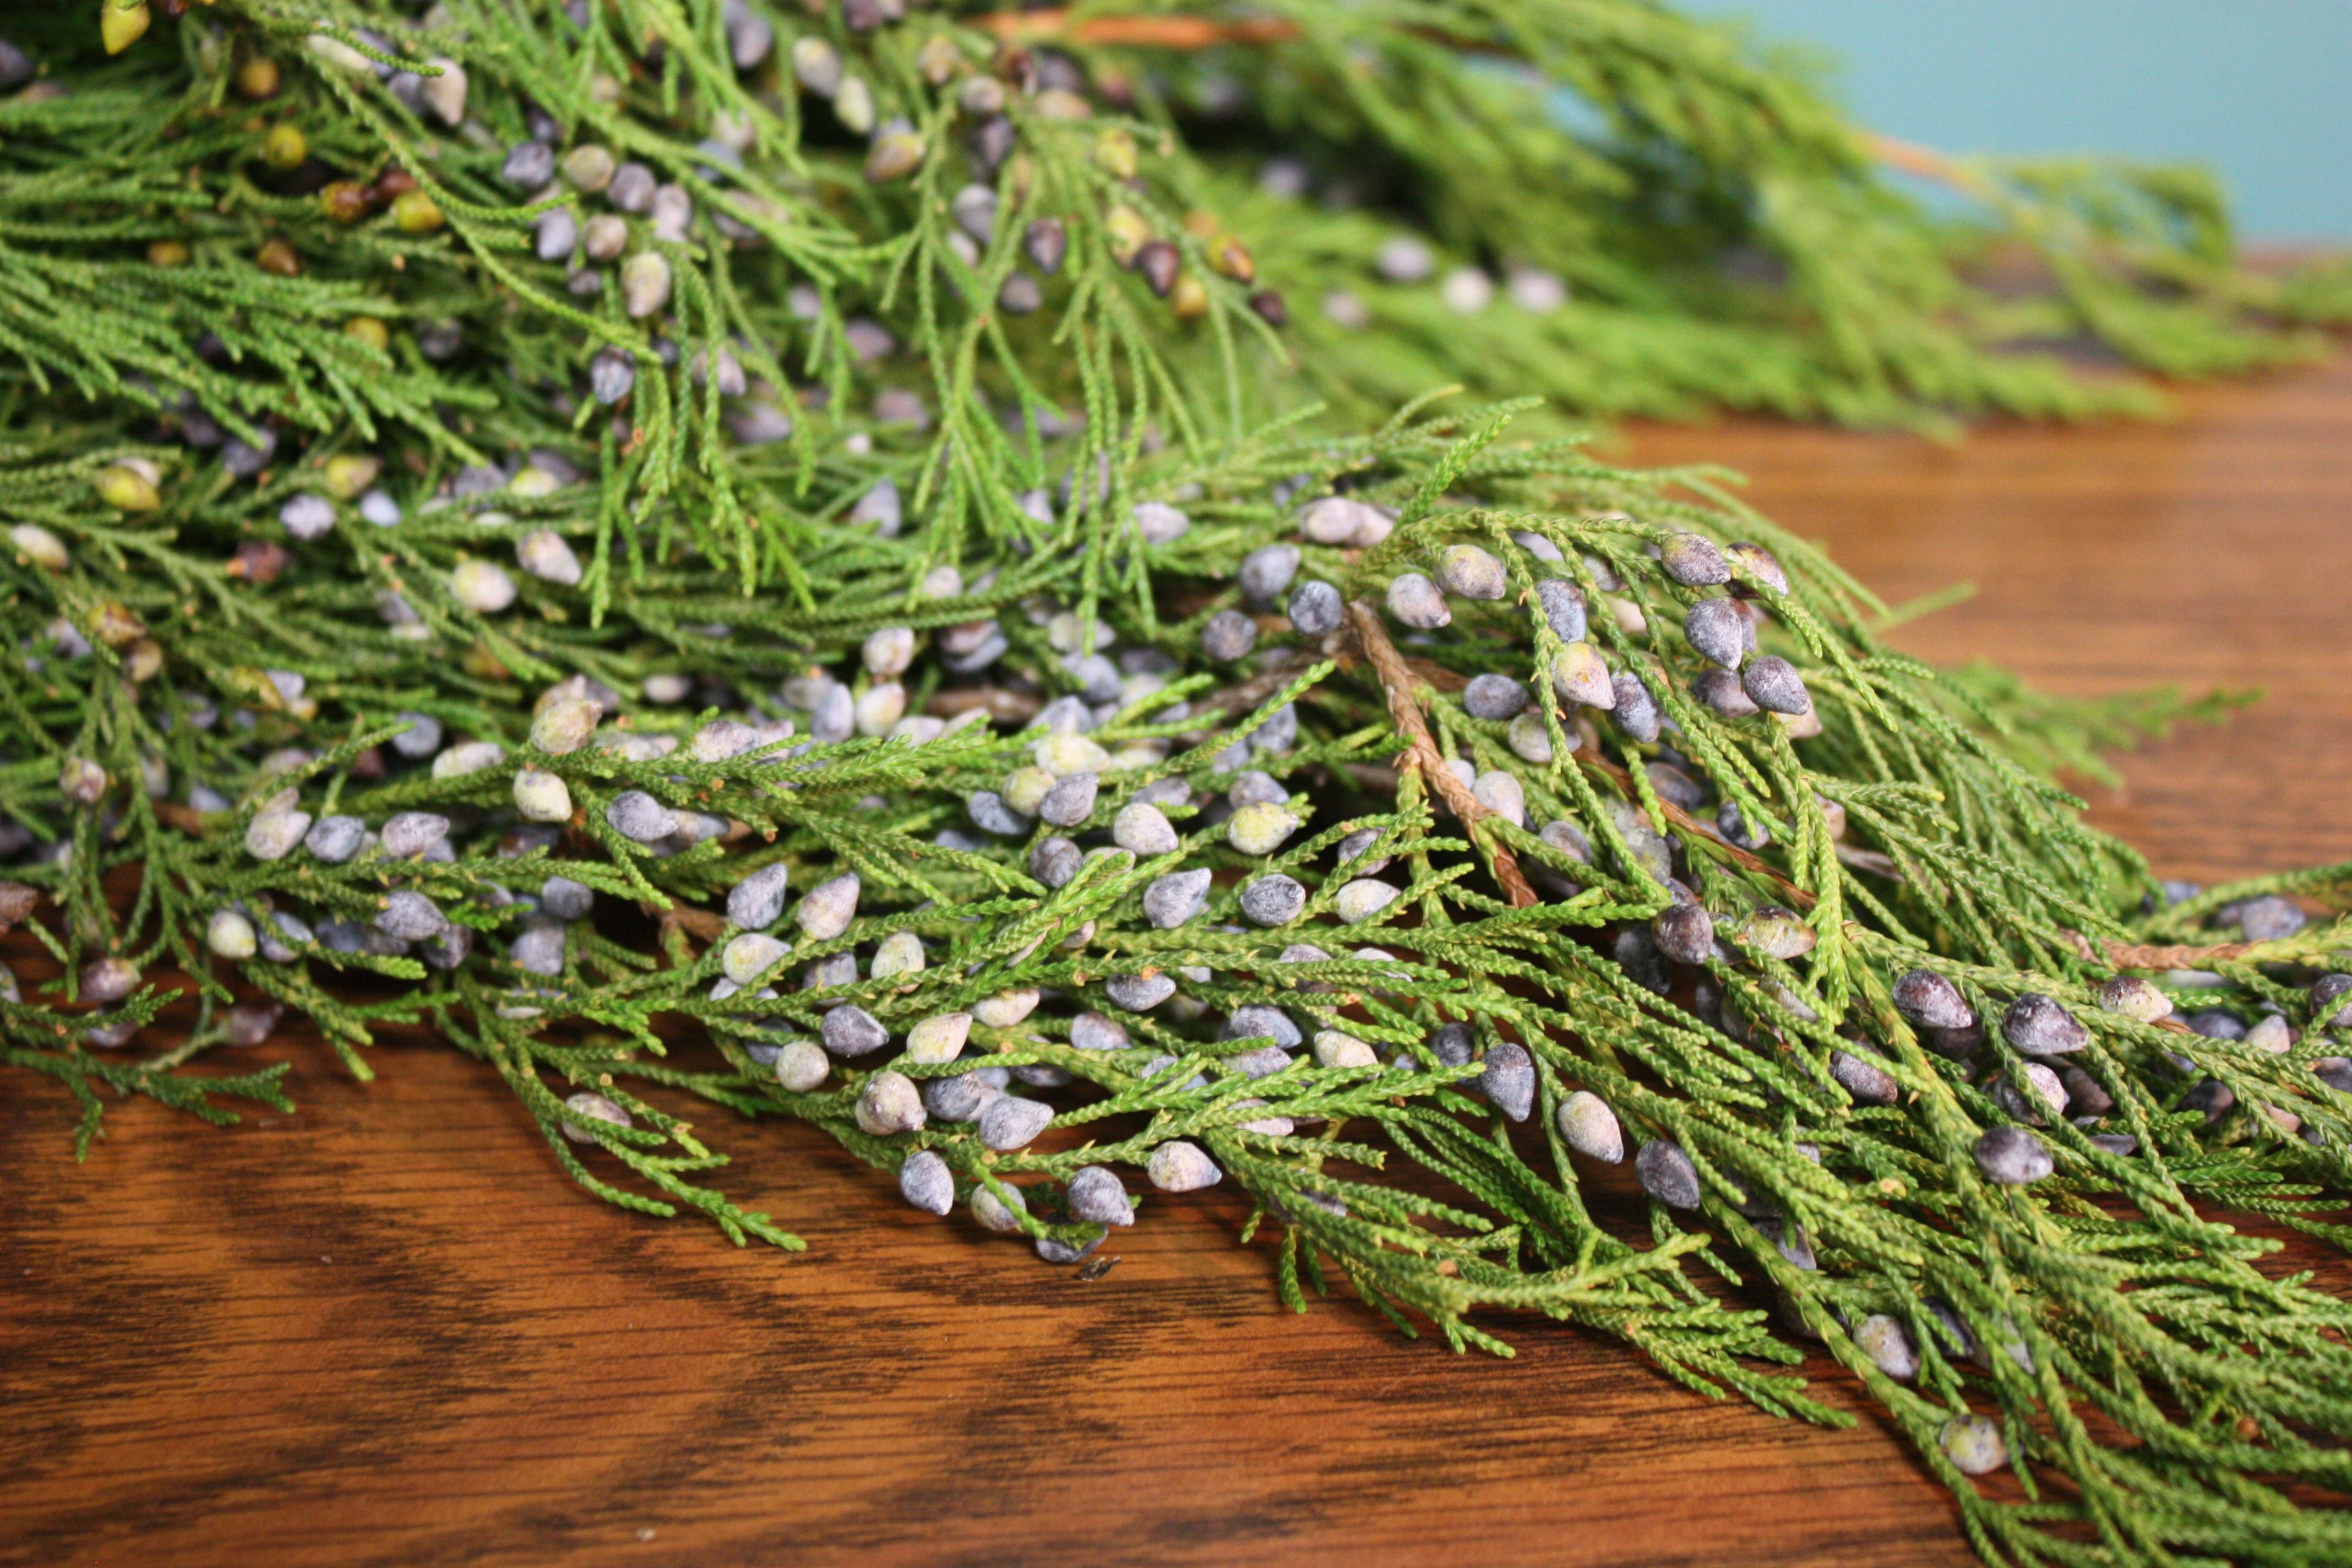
[1347,600,1537,908]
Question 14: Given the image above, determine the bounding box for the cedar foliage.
[4,4,2352,1563]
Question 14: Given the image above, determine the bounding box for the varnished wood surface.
[7,356,2352,1568]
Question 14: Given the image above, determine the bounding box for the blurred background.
[1717,1,2352,241]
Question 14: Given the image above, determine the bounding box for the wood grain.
[7,355,2352,1568]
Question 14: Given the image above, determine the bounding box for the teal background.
[1715,2,2352,240]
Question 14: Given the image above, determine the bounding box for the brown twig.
[973,8,1302,48]
[926,687,1043,724]
[644,901,728,945]
[1188,649,1325,720]
[1572,752,1817,911]
[1346,601,1536,909]
[2064,930,2263,972]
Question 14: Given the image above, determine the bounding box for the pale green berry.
[871,929,925,979]
[905,1012,973,1064]
[560,1092,631,1144]
[9,523,68,571]
[972,1180,1028,1232]
[450,559,516,613]
[1333,879,1400,924]
[972,989,1039,1028]
[1313,1030,1378,1068]
[1003,765,1056,815]
[513,766,572,821]
[244,809,311,861]
[854,682,906,736]
[773,1040,829,1092]
[1556,1090,1623,1162]
[854,1070,925,1135]
[530,696,601,755]
[206,908,257,960]
[1033,732,1110,777]
[433,740,505,779]
[1853,1314,1917,1380]
[795,873,860,940]
[722,932,791,986]
[1939,1414,2006,1476]
[2095,974,2172,1023]
[1146,1141,1221,1191]
[1226,801,1299,856]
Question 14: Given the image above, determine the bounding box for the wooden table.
[6,355,2351,1568]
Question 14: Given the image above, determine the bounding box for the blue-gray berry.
[1742,656,1811,716]
[1106,972,1177,1011]
[1287,579,1342,636]
[1239,543,1300,605]
[1229,769,1287,809]
[380,811,450,858]
[2003,993,2088,1055]
[1683,598,1746,670]
[1534,579,1586,643]
[304,814,366,863]
[1462,673,1529,721]
[924,1071,999,1123]
[1223,1005,1302,1050]
[2236,894,2306,943]
[967,789,1028,836]
[511,919,566,976]
[1239,873,1306,926]
[1611,672,1662,742]
[1479,1041,1534,1121]
[1036,1231,1106,1265]
[727,862,792,929]
[541,875,594,921]
[1038,772,1098,827]
[375,890,448,942]
[1893,969,1975,1032]
[1029,835,1084,889]
[1144,868,1212,929]
[899,1150,954,1215]
[1724,541,1788,593]
[1067,1164,1133,1226]
[1651,903,1714,966]
[1386,571,1450,629]
[501,140,555,189]
[390,714,443,758]
[979,1094,1054,1150]
[1201,609,1258,661]
[1974,1125,2052,1184]
[1830,1049,1899,1106]
[1692,669,1756,718]
[1224,1046,1293,1080]
[1070,1012,1130,1052]
[607,790,674,843]
[821,1004,889,1056]
[1635,1139,1702,1208]
[1658,532,1729,586]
